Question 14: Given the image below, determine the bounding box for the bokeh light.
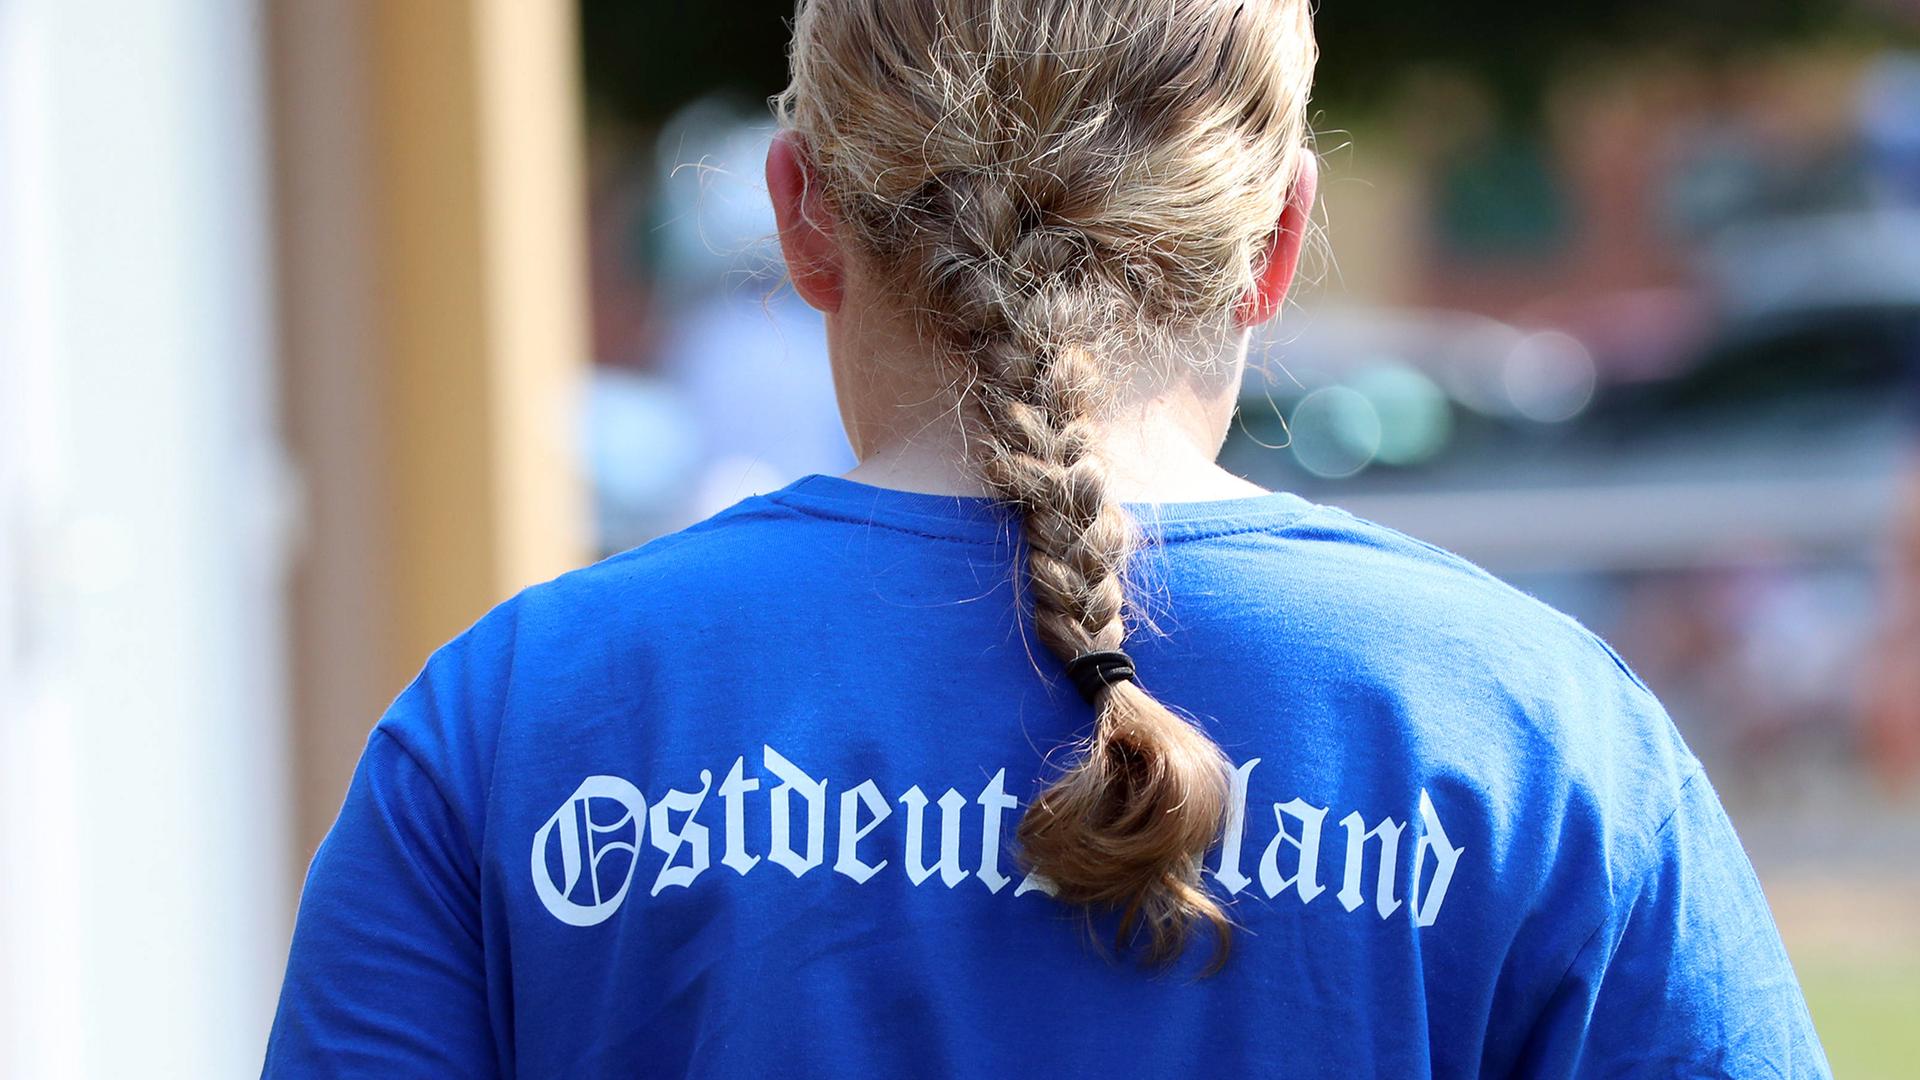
[1347,362,1454,466]
[1289,386,1384,478]
[1503,330,1597,423]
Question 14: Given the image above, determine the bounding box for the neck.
[832,328,1270,503]
[845,430,1269,502]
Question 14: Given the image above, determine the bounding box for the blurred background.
[2,0,1917,1075]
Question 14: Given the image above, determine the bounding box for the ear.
[1237,151,1319,327]
[767,130,845,313]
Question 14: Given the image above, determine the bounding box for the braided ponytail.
[919,193,1237,964]
[779,0,1318,967]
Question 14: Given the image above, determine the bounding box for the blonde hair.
[777,0,1318,967]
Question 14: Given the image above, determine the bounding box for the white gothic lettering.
[530,749,1466,930]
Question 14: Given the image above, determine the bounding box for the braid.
[987,332,1238,967]
[914,177,1235,965]
[778,0,1319,969]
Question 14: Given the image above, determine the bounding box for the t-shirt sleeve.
[1516,768,1832,1077]
[261,727,497,1078]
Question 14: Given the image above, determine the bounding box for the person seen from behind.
[264,1,1831,1075]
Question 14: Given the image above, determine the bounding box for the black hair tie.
[1064,649,1136,705]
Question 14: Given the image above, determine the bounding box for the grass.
[1795,953,1920,1079]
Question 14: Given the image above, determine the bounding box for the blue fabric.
[264,474,1829,1078]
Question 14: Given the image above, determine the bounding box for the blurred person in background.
[263,2,1827,1076]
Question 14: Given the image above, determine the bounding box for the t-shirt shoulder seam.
[1575,625,1659,698]
[369,724,481,864]
[1534,761,1710,1010]
[1649,762,1710,845]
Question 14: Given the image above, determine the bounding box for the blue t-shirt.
[263,474,1829,1078]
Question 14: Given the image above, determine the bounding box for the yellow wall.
[272,0,590,864]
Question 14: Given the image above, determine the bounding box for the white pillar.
[0,1,292,1076]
